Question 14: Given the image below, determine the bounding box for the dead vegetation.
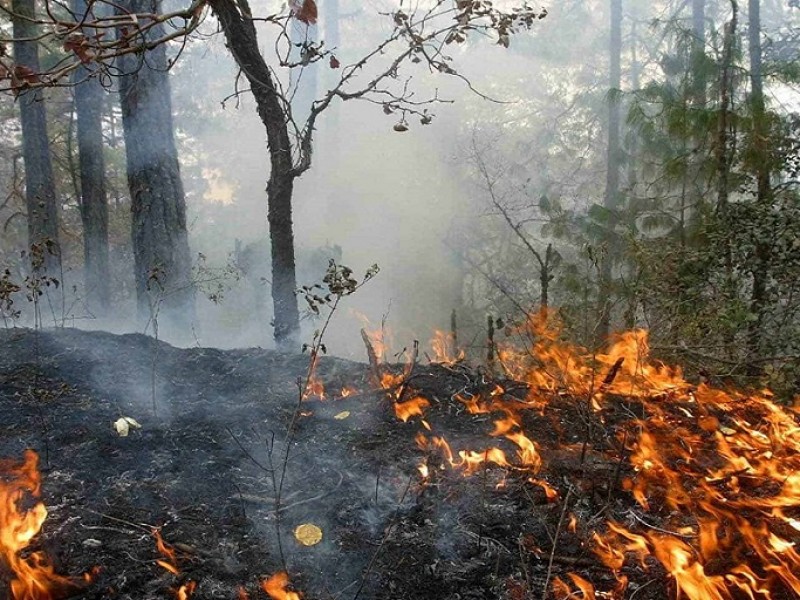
[0,317,799,600]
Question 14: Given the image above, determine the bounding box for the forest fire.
[0,450,90,600]
[390,314,800,600]
[0,0,795,596]
[1,314,799,600]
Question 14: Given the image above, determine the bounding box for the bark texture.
[746,0,770,373]
[691,0,707,106]
[117,0,194,333]
[716,1,737,213]
[12,0,61,275]
[209,0,301,349]
[597,0,622,345]
[73,0,111,316]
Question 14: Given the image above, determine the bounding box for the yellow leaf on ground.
[294,523,322,546]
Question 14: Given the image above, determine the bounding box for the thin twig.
[86,509,158,534]
[541,485,573,600]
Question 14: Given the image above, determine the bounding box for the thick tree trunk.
[73,0,111,317]
[209,0,301,349]
[117,0,194,335]
[12,0,61,276]
[597,0,622,345]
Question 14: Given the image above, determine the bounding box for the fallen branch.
[361,328,382,387]
[600,357,625,391]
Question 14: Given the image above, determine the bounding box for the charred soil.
[0,327,797,600]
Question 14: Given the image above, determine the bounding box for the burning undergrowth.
[0,316,798,600]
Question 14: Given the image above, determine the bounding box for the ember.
[262,571,301,600]
[153,529,196,599]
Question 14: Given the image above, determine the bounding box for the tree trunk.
[73,0,111,317]
[748,0,769,203]
[597,0,622,345]
[117,0,194,335]
[210,0,301,349]
[685,0,706,245]
[691,0,707,107]
[716,1,737,214]
[715,1,738,360]
[12,0,61,276]
[746,0,770,374]
[540,243,553,309]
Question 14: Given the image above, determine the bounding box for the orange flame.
[153,529,195,599]
[353,311,393,363]
[0,450,91,599]
[261,571,301,600]
[339,386,358,398]
[429,330,464,365]
[406,310,800,600]
[302,351,326,400]
[552,573,596,600]
[175,580,197,600]
[395,396,430,422]
[153,528,179,574]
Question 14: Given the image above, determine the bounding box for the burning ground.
[0,321,799,600]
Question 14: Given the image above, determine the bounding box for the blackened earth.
[0,327,757,600]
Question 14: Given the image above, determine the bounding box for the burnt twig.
[600,357,625,391]
[361,327,382,387]
[541,484,573,600]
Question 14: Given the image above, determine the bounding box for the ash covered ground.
[0,327,717,600]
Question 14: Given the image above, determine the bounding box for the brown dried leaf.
[290,0,318,25]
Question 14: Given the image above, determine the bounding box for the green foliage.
[463,3,800,392]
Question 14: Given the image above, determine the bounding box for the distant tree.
[691,0,706,107]
[12,0,61,275]
[0,0,543,348]
[715,0,738,214]
[205,0,545,349]
[597,0,623,344]
[73,0,111,316]
[745,0,769,369]
[116,0,194,334]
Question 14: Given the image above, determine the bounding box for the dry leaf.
[289,0,318,24]
[334,411,350,420]
[113,416,142,437]
[294,523,322,546]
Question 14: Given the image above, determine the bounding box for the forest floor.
[0,328,795,600]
